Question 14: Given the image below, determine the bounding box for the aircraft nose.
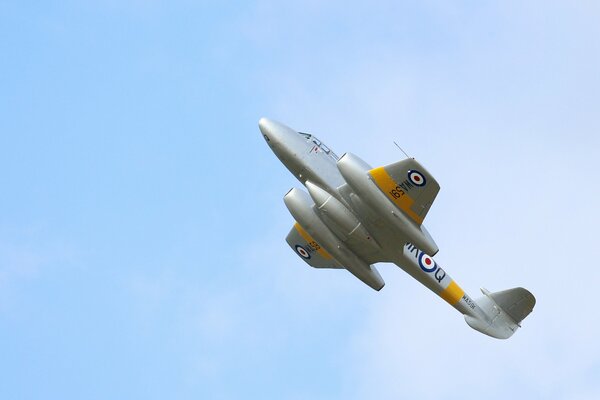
[258,117,309,182]
[258,117,298,147]
[258,117,270,132]
[258,117,274,142]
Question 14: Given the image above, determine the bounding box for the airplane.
[258,117,536,339]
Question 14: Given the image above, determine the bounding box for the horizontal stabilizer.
[488,287,536,324]
[465,287,536,339]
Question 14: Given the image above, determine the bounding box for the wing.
[285,222,343,269]
[368,158,440,225]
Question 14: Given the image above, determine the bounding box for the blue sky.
[1,1,599,399]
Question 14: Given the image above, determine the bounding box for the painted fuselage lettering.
[434,267,446,283]
[462,294,476,310]
[405,242,419,257]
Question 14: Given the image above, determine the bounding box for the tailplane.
[465,287,536,339]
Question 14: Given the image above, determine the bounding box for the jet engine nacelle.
[337,153,439,256]
[305,181,380,252]
[283,187,385,291]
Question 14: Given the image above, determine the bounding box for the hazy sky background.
[1,1,599,399]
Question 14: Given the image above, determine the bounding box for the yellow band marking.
[368,167,424,225]
[439,280,465,306]
[294,222,332,259]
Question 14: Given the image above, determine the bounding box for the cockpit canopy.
[298,132,339,161]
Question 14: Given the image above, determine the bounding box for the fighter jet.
[259,118,535,339]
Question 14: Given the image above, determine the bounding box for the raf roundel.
[418,252,437,273]
[408,170,426,187]
[295,245,311,259]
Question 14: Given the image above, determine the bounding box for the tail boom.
[396,244,536,339]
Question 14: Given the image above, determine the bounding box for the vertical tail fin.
[465,287,536,339]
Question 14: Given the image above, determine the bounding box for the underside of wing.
[368,158,440,225]
[285,222,343,269]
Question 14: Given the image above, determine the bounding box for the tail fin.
[465,287,536,339]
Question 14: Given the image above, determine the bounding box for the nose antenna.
[393,141,411,159]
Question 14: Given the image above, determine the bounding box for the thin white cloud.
[0,226,77,314]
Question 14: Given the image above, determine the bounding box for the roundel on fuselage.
[418,252,437,272]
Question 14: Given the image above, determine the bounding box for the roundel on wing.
[418,252,437,272]
[408,170,426,187]
[295,245,311,259]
